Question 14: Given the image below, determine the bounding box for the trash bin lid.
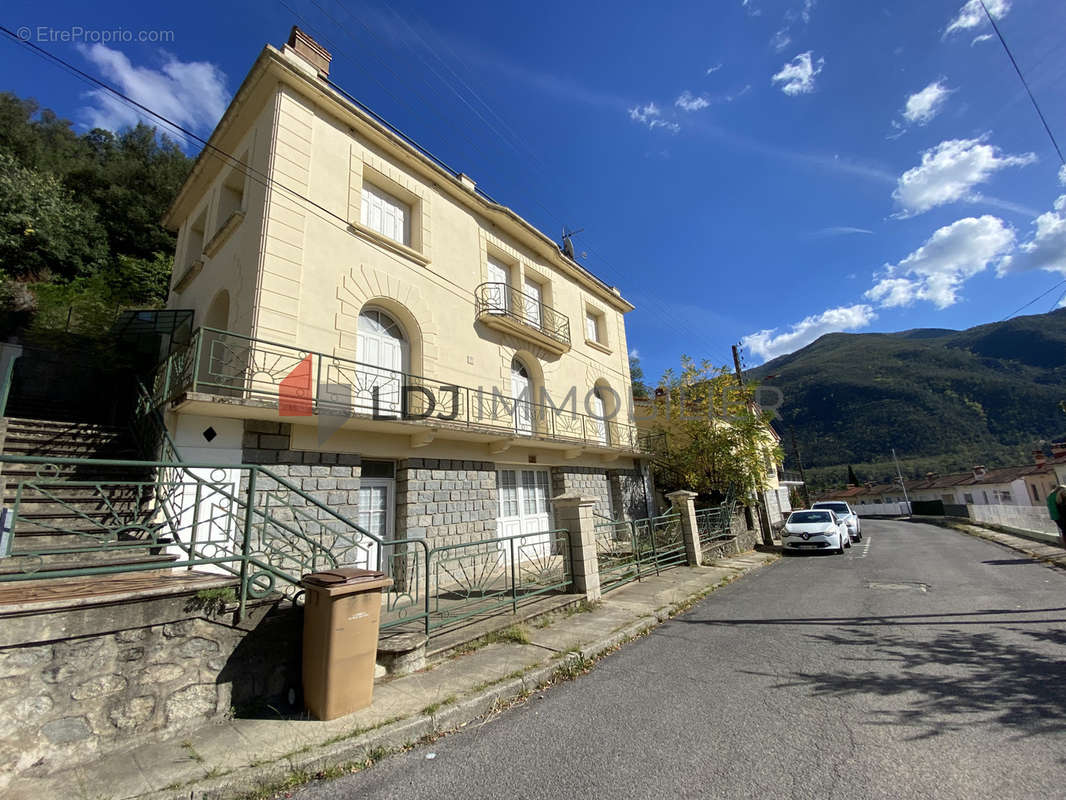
[302,567,387,587]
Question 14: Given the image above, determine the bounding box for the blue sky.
[3,0,1066,378]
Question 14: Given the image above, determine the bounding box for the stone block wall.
[607,466,651,521]
[551,466,612,518]
[240,420,362,525]
[0,593,301,786]
[396,458,498,547]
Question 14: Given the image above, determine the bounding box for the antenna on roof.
[561,227,584,260]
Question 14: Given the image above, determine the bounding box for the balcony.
[777,469,804,485]
[152,327,654,456]
[474,283,571,354]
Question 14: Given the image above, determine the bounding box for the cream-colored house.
[157,29,654,551]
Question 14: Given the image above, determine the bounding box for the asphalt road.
[296,519,1066,800]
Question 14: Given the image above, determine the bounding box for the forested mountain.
[748,309,1066,490]
[0,92,191,337]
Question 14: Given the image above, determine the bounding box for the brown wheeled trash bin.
[301,567,392,720]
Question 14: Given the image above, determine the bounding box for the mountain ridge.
[748,308,1066,488]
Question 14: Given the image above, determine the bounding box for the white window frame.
[360,181,411,246]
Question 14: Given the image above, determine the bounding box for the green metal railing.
[151,326,657,453]
[695,499,737,551]
[594,511,683,593]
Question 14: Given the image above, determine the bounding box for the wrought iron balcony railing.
[152,327,655,453]
[474,282,571,348]
[777,469,804,484]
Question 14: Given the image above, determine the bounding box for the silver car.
[782,509,850,555]
[812,501,861,542]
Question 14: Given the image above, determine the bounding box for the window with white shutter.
[361,182,411,246]
[585,311,599,342]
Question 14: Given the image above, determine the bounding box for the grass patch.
[484,624,531,645]
[181,740,204,764]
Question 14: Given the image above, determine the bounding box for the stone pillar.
[667,490,702,567]
[553,493,601,602]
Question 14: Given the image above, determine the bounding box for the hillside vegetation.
[0,92,191,338]
[748,309,1066,490]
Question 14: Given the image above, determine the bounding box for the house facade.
[824,446,1066,517]
[157,29,654,554]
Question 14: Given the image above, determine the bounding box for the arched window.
[511,357,533,435]
[357,307,409,415]
[590,386,609,444]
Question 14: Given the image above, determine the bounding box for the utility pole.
[789,425,812,508]
[892,447,911,514]
[732,344,744,385]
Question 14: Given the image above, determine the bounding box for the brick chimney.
[285,27,331,78]
[972,465,987,480]
[1034,449,1047,467]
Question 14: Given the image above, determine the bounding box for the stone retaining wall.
[0,591,301,786]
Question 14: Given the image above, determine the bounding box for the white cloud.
[742,304,876,363]
[1002,195,1066,277]
[629,348,641,359]
[892,137,1037,216]
[865,215,1015,308]
[741,0,762,17]
[675,91,709,112]
[945,0,1010,37]
[628,102,681,132]
[771,51,824,96]
[706,63,723,75]
[902,80,953,125]
[77,44,229,135]
[1060,164,1066,186]
[971,33,995,46]
[771,29,792,52]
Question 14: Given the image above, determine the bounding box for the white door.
[356,478,393,570]
[356,309,407,417]
[496,468,552,559]
[486,257,510,313]
[511,359,533,436]
[523,277,542,329]
[590,388,608,444]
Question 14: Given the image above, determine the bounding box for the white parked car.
[782,510,850,555]
[812,501,861,542]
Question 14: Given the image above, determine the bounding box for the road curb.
[148,556,776,800]
[915,517,1066,571]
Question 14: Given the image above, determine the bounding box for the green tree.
[0,150,108,280]
[646,355,782,502]
[629,353,649,400]
[847,464,859,485]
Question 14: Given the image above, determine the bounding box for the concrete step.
[4,498,150,516]
[0,550,178,575]
[10,528,170,548]
[5,418,126,434]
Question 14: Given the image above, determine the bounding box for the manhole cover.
[866,580,929,592]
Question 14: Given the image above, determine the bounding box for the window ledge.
[203,209,245,258]
[585,338,612,355]
[348,220,431,266]
[173,258,204,293]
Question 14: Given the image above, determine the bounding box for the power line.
[280,2,740,371]
[980,0,1065,166]
[1000,278,1066,321]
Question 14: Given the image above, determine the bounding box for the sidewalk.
[9,550,779,800]
[914,516,1066,569]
